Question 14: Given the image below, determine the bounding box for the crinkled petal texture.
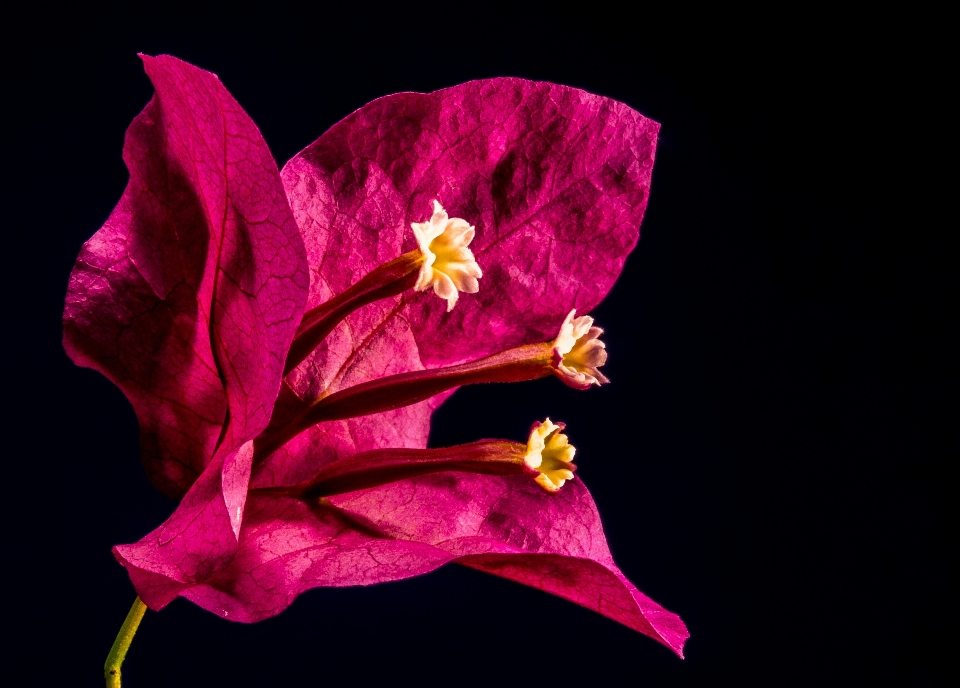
[182,474,687,657]
[63,54,309,498]
[280,78,657,406]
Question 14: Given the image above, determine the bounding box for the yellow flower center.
[411,200,482,311]
[524,418,576,492]
[552,309,610,388]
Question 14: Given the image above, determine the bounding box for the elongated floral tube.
[296,309,612,427]
[304,343,552,424]
[296,441,528,498]
[284,251,423,375]
[258,419,576,499]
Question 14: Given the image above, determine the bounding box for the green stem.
[104,597,148,688]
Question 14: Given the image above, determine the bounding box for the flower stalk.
[104,597,147,688]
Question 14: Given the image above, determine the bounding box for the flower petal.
[459,553,688,658]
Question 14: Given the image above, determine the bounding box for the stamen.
[551,309,610,389]
[523,418,577,492]
[412,200,482,311]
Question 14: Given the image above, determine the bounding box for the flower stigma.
[524,418,577,492]
[411,200,482,311]
[551,309,610,389]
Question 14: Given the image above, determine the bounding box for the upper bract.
[63,55,309,499]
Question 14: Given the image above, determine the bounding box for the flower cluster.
[64,55,687,656]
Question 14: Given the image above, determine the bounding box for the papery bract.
[64,55,309,498]
[64,55,309,599]
[182,471,686,657]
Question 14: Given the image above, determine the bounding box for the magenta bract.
[63,55,309,499]
[185,474,687,655]
[65,55,686,657]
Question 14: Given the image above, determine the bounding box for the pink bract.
[185,473,688,656]
[63,55,309,500]
[64,55,686,657]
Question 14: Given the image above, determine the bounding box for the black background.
[4,6,949,686]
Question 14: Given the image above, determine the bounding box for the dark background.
[4,6,949,686]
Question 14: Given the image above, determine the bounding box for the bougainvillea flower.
[64,55,687,657]
[411,200,482,311]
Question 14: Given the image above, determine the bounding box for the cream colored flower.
[411,200,482,311]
